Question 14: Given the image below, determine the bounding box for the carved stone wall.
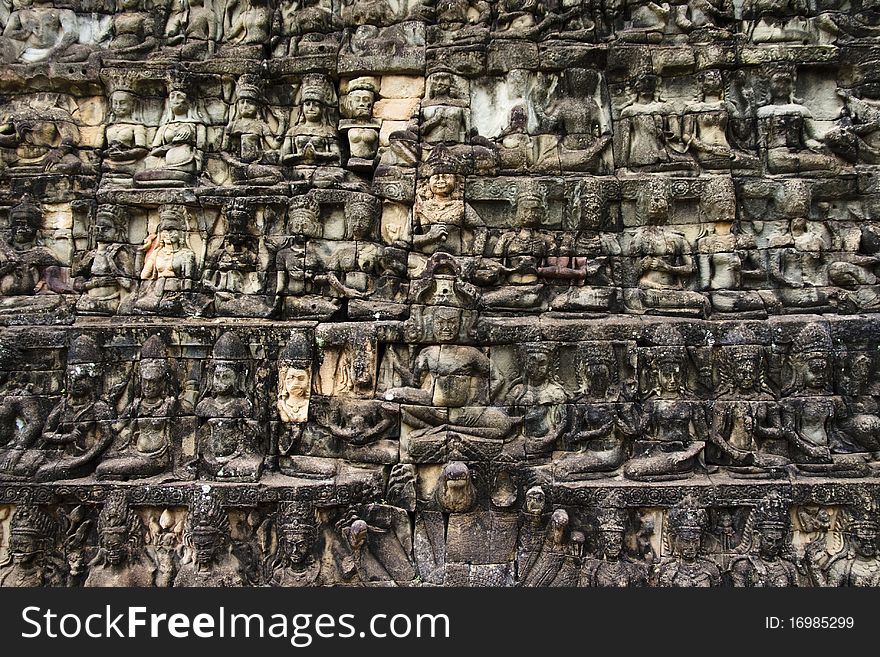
[0,0,878,587]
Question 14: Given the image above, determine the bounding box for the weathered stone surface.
[0,0,879,588]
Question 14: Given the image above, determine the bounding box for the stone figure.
[420,72,470,145]
[174,490,245,587]
[616,74,695,173]
[195,332,263,482]
[579,500,648,586]
[412,150,486,258]
[535,68,612,172]
[555,344,639,480]
[101,89,149,185]
[102,0,160,60]
[505,343,568,459]
[0,195,70,318]
[281,73,341,166]
[0,94,89,174]
[162,0,219,59]
[0,337,46,477]
[756,67,848,176]
[84,491,157,586]
[135,205,198,314]
[0,0,78,63]
[657,495,721,586]
[0,505,64,587]
[222,0,273,48]
[273,0,340,55]
[627,185,709,317]
[385,304,514,463]
[134,83,208,188]
[708,327,787,477]
[339,77,380,169]
[780,324,868,476]
[824,495,880,587]
[202,201,272,317]
[221,75,283,186]
[265,502,325,586]
[625,326,708,481]
[72,205,135,316]
[96,335,182,480]
[477,183,555,311]
[728,492,800,586]
[680,70,758,171]
[31,335,114,482]
[518,508,580,586]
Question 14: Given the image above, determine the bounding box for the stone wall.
[0,0,878,587]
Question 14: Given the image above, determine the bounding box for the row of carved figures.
[7,185,880,321]
[3,64,880,184]
[0,0,877,66]
[1,485,878,587]
[1,318,879,483]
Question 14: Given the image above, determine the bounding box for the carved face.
[100,528,129,565]
[600,530,624,560]
[11,216,37,245]
[282,367,309,398]
[769,73,791,102]
[758,526,784,558]
[349,520,368,550]
[432,75,452,98]
[524,350,550,382]
[237,98,259,119]
[853,527,879,558]
[67,365,97,400]
[730,353,759,391]
[282,531,314,565]
[701,70,722,96]
[94,215,118,244]
[289,207,320,237]
[516,198,544,228]
[110,92,135,118]
[211,362,239,396]
[549,509,569,543]
[656,359,682,394]
[301,99,323,121]
[9,533,41,564]
[140,362,167,400]
[345,202,375,240]
[428,173,457,198]
[433,307,461,343]
[676,531,701,560]
[585,362,610,396]
[159,224,181,247]
[169,91,190,115]
[803,354,830,390]
[524,487,545,515]
[348,90,374,119]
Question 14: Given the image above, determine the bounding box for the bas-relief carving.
[0,0,879,587]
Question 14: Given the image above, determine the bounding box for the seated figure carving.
[625,326,708,481]
[195,332,263,482]
[96,335,183,481]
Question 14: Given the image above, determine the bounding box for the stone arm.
[690,401,710,442]
[727,556,751,587]
[382,350,434,405]
[769,248,801,288]
[696,251,712,289]
[780,403,832,461]
[710,405,754,463]
[105,124,148,159]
